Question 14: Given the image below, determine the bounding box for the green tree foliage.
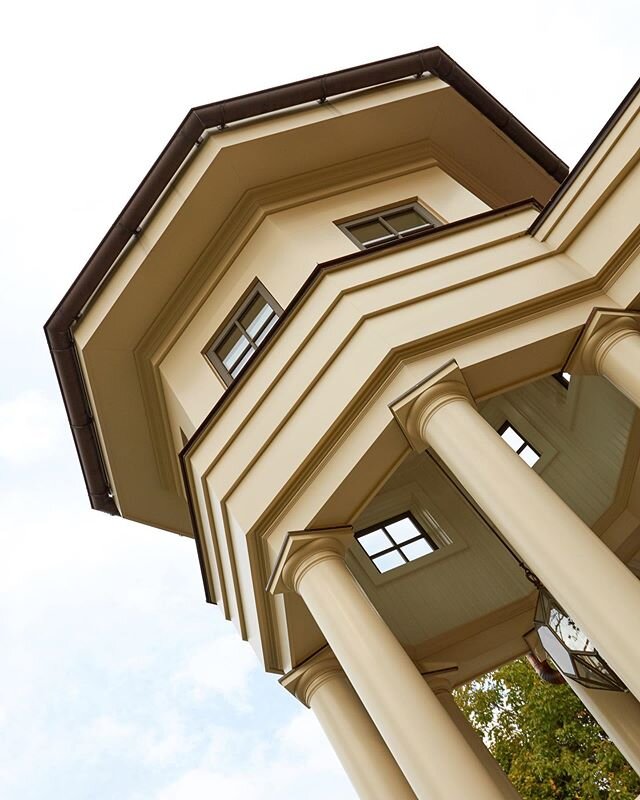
[454,658,640,799]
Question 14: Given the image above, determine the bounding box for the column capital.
[267,526,354,595]
[390,360,474,451]
[566,308,640,376]
[280,646,343,708]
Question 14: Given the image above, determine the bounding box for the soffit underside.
[279,374,639,672]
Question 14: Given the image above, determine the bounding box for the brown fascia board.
[44,46,569,516]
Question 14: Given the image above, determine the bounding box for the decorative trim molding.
[390,360,474,451]
[566,308,640,376]
[267,527,353,596]
[280,646,344,708]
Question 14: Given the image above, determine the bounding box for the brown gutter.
[45,46,568,515]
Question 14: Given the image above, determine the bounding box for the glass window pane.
[254,313,278,345]
[217,327,251,372]
[501,425,524,452]
[372,550,405,573]
[520,445,540,467]
[230,346,255,378]
[358,529,392,556]
[384,208,430,234]
[548,607,592,652]
[401,538,435,561]
[241,294,273,339]
[348,220,395,246]
[385,517,420,544]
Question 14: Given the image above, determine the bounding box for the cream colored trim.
[280,646,340,708]
[139,143,505,496]
[566,308,640,375]
[535,94,640,245]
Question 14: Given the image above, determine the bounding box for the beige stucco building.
[46,47,640,798]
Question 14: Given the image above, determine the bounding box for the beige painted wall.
[159,165,489,440]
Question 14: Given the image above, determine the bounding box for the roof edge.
[45,46,568,515]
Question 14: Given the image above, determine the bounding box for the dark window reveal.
[339,203,439,249]
[205,281,283,386]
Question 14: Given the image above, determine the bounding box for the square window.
[384,208,431,234]
[498,422,541,467]
[520,445,540,467]
[400,538,435,560]
[385,517,420,544]
[205,282,283,386]
[339,203,438,249]
[373,551,406,573]
[358,529,392,556]
[356,513,438,574]
[500,425,524,452]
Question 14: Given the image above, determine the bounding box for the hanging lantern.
[534,587,626,691]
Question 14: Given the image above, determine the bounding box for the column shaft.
[597,331,640,409]
[292,548,505,800]
[566,679,640,776]
[421,395,640,700]
[310,671,416,800]
[433,687,522,799]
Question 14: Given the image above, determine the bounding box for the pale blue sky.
[0,2,638,797]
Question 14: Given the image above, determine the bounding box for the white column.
[281,648,416,800]
[270,530,505,799]
[567,310,640,408]
[430,679,523,799]
[566,678,640,776]
[391,361,640,701]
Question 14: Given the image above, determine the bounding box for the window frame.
[337,202,440,250]
[355,511,439,574]
[553,371,571,389]
[204,280,283,386]
[498,420,541,466]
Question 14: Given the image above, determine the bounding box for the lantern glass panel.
[538,626,576,676]
[534,588,626,691]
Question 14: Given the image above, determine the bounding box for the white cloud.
[0,390,59,464]
[153,711,356,800]
[175,637,259,711]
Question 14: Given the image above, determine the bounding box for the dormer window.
[498,422,540,467]
[355,513,438,574]
[205,281,283,386]
[338,202,439,249]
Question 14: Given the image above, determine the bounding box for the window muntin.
[339,203,439,249]
[498,422,540,467]
[355,513,438,574]
[205,282,282,386]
